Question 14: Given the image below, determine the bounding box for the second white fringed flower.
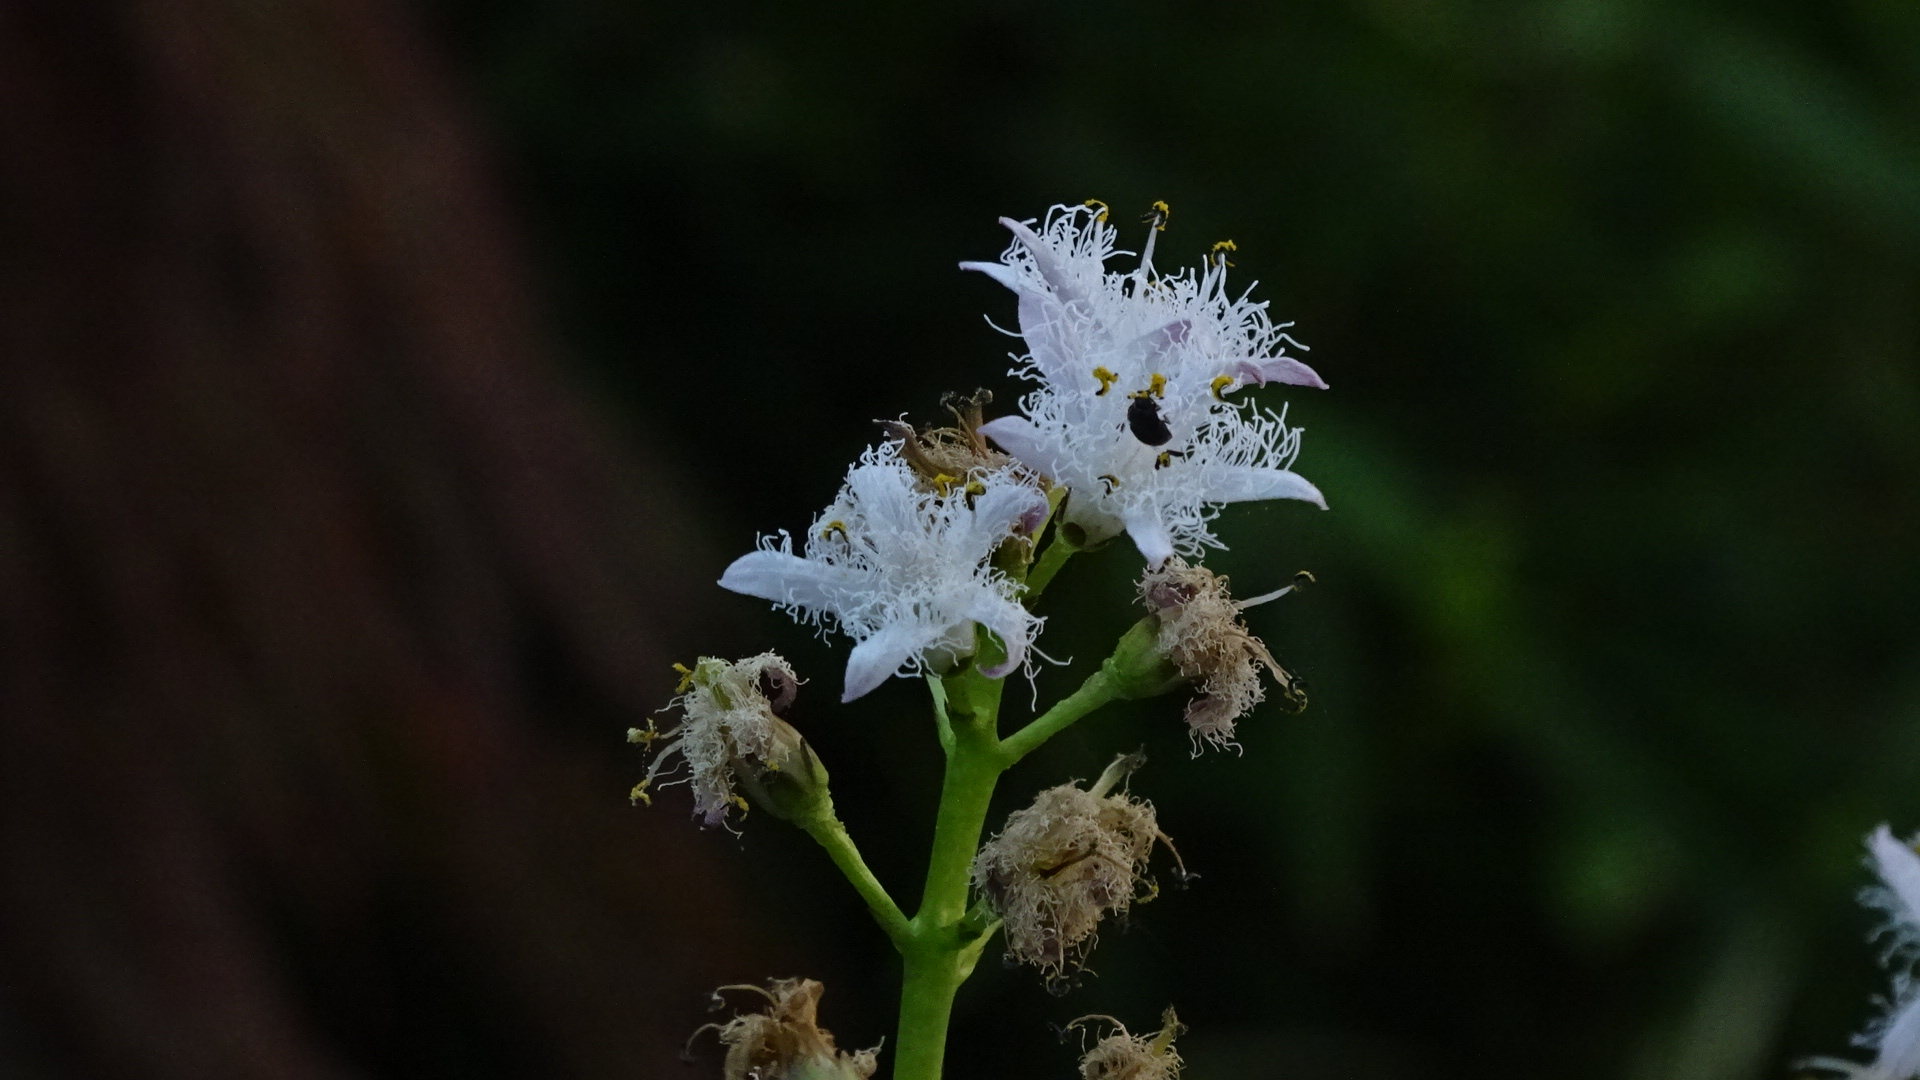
[962,203,1327,567]
[1800,825,1920,1080]
[720,442,1048,702]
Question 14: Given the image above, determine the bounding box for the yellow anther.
[1155,451,1173,469]
[820,520,848,541]
[1210,239,1236,266]
[626,719,660,747]
[964,479,987,498]
[1083,198,1111,223]
[1098,474,1121,492]
[731,794,751,816]
[1147,200,1170,231]
[932,473,960,496]
[1210,374,1235,400]
[628,781,653,807]
[1148,372,1167,399]
[1092,366,1119,395]
[672,662,695,693]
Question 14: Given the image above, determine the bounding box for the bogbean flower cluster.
[963,202,1325,566]
[628,202,1328,1080]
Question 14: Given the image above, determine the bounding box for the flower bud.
[971,753,1184,992]
[730,714,834,827]
[1069,1008,1185,1080]
[631,653,832,828]
[1136,557,1308,752]
[693,978,878,1080]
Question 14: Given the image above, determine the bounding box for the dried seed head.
[632,653,829,828]
[972,754,1183,990]
[881,389,1034,498]
[1069,1008,1185,1080]
[1138,558,1308,752]
[693,978,879,1080]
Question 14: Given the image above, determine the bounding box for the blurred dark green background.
[430,1,1920,1077]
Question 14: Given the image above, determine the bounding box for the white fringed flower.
[1800,825,1920,1080]
[720,442,1047,702]
[962,203,1327,567]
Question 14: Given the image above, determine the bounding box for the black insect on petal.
[1126,396,1172,446]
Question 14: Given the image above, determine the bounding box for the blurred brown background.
[4,0,1920,1078]
[0,2,765,1076]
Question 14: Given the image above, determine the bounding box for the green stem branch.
[1022,536,1076,599]
[802,815,913,950]
[995,668,1121,766]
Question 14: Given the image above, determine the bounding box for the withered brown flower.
[1069,1007,1186,1080]
[692,978,879,1080]
[1138,557,1308,751]
[971,754,1183,991]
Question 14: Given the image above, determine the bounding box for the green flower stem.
[893,947,968,1080]
[994,667,1121,767]
[890,650,1124,1080]
[1022,535,1076,599]
[801,815,913,949]
[892,663,1005,1080]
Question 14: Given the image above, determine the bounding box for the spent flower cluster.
[972,753,1183,990]
[629,201,1329,1080]
[1068,1008,1186,1080]
[631,653,809,828]
[1140,558,1311,751]
[695,979,879,1080]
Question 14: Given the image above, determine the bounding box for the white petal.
[842,458,924,537]
[1123,504,1176,568]
[842,620,944,702]
[979,416,1067,478]
[1876,990,1920,1079]
[1018,291,1075,382]
[1200,466,1328,510]
[1231,356,1329,390]
[1871,825,1920,929]
[1061,490,1126,547]
[958,260,1020,291]
[969,595,1036,678]
[1124,319,1191,365]
[1001,217,1082,303]
[719,551,864,610]
[1794,1056,1879,1079]
[968,481,1048,540]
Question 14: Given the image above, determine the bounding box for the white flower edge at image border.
[1800,825,1920,1080]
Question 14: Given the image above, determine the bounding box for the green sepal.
[1102,616,1189,700]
